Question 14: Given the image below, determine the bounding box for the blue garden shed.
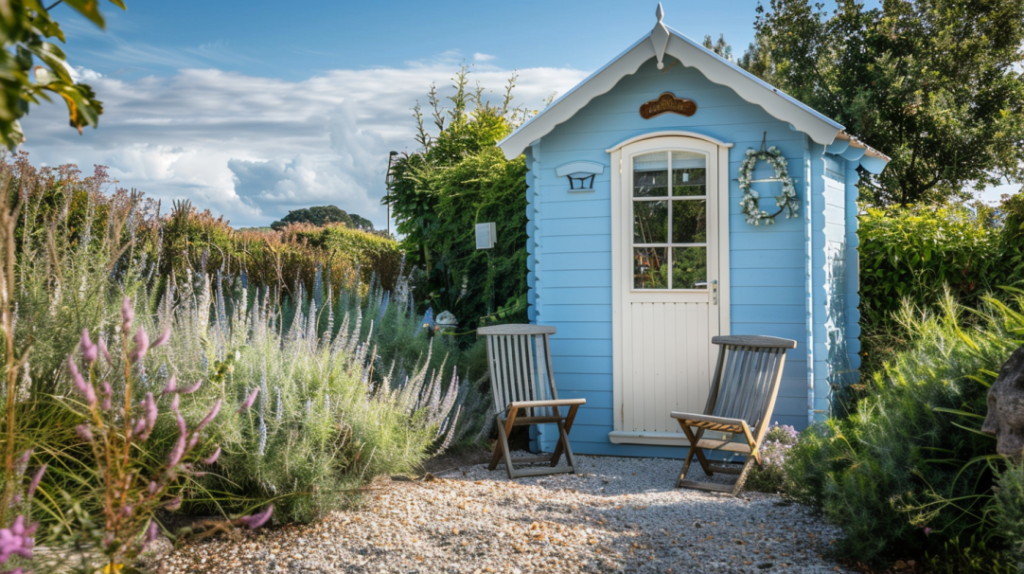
[496,5,889,457]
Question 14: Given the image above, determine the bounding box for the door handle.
[711,280,718,305]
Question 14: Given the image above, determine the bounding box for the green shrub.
[994,462,1024,572]
[386,68,530,329]
[783,293,1021,569]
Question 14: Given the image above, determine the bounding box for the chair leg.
[549,404,579,467]
[499,408,520,479]
[731,455,757,496]
[555,419,578,473]
[677,421,714,476]
[488,414,505,471]
[677,441,697,487]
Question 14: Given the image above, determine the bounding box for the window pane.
[672,199,707,243]
[673,247,707,289]
[633,152,669,197]
[634,200,668,243]
[672,167,706,196]
[634,247,668,289]
[671,151,706,197]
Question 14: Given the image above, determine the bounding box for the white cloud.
[19,62,588,228]
[473,52,496,62]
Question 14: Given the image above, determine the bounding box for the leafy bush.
[783,293,1022,569]
[994,462,1024,572]
[858,198,1024,376]
[745,424,798,493]
[386,69,530,328]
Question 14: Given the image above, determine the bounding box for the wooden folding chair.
[671,335,797,496]
[478,324,586,479]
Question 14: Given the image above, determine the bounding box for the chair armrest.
[669,412,746,426]
[508,398,586,410]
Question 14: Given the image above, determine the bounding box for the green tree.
[702,33,733,60]
[270,205,373,231]
[385,68,531,327]
[0,0,125,149]
[744,0,1024,206]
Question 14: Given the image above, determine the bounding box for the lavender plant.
[64,297,272,572]
[745,423,799,493]
[159,276,464,523]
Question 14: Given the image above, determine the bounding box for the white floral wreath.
[738,146,799,225]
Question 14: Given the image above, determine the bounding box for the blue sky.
[21,0,1003,229]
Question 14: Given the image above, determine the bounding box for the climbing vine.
[738,146,799,225]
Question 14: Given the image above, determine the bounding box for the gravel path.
[158,455,849,574]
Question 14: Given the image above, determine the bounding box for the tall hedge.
[386,70,529,328]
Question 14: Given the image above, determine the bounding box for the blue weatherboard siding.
[525,58,860,455]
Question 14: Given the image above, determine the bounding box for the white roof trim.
[605,130,734,153]
[497,5,863,161]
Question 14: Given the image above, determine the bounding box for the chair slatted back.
[479,325,559,417]
[703,335,796,439]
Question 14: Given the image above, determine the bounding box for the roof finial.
[656,3,664,22]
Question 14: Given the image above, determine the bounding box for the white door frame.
[606,131,732,446]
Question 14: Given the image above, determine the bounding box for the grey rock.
[982,345,1024,460]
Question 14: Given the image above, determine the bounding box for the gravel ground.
[157,454,850,574]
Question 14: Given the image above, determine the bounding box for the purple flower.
[130,327,149,364]
[98,337,112,366]
[162,376,177,395]
[26,465,46,500]
[179,379,202,394]
[100,380,112,411]
[196,399,221,432]
[164,497,182,511]
[239,505,273,530]
[170,393,179,413]
[924,527,933,536]
[122,296,134,334]
[140,392,158,440]
[80,329,98,365]
[167,412,188,467]
[237,387,259,413]
[201,446,221,465]
[151,327,172,349]
[0,515,36,562]
[145,520,159,546]
[76,424,93,443]
[67,356,96,405]
[147,481,159,495]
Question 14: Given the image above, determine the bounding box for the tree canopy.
[270,205,373,231]
[0,0,125,149]
[742,0,1024,206]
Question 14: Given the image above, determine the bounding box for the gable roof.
[497,4,888,170]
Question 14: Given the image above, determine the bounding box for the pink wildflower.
[239,505,273,530]
[130,327,149,363]
[67,356,96,405]
[97,337,112,366]
[201,446,221,465]
[196,399,221,432]
[164,497,182,511]
[80,329,97,365]
[121,296,134,333]
[100,380,112,411]
[145,521,159,546]
[26,464,46,499]
[0,515,36,562]
[162,375,177,395]
[179,379,202,394]
[151,327,172,348]
[140,392,158,440]
[237,387,259,413]
[75,425,93,443]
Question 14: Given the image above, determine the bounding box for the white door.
[608,134,731,446]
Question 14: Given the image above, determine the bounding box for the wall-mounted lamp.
[555,161,605,193]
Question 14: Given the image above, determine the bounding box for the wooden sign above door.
[639,92,697,119]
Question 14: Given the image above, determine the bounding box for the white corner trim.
[606,130,734,153]
[554,161,605,177]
